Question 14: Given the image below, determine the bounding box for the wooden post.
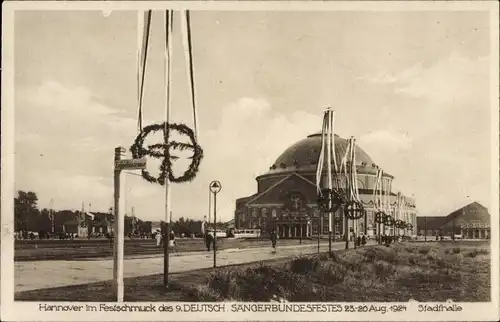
[352,219,356,249]
[317,214,320,253]
[113,146,126,302]
[300,224,303,244]
[424,216,427,242]
[345,215,349,250]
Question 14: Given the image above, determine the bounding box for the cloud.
[28,170,111,211]
[15,81,137,209]
[15,89,324,222]
[395,53,489,105]
[359,129,413,152]
[360,53,489,106]
[101,10,113,18]
[29,81,116,117]
[358,64,422,85]
[189,98,322,221]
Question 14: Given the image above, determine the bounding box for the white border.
[2,1,499,321]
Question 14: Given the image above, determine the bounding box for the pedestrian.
[169,230,176,251]
[270,229,277,251]
[205,231,214,251]
[356,235,361,247]
[108,231,114,246]
[361,234,366,245]
[155,231,162,247]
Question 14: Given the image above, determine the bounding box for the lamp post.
[209,181,222,268]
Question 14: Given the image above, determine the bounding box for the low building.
[416,202,490,239]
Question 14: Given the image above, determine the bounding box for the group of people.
[379,234,399,246]
[353,233,367,247]
[155,230,176,248]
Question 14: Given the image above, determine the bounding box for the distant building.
[225,218,235,229]
[234,133,417,238]
[151,221,162,234]
[416,202,490,239]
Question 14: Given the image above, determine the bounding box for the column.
[306,223,309,237]
[288,225,292,238]
[276,225,280,238]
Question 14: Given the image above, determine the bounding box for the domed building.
[234,133,417,239]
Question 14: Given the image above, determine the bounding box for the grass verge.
[15,241,490,302]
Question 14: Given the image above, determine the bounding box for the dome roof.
[268,133,377,174]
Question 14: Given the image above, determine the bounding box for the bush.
[418,246,431,255]
[191,284,222,301]
[363,246,397,264]
[405,246,415,253]
[290,256,320,274]
[191,243,490,302]
[373,260,396,279]
[340,250,371,271]
[465,248,489,258]
[316,262,347,285]
[207,268,238,299]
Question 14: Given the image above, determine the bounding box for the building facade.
[417,202,490,239]
[234,133,417,238]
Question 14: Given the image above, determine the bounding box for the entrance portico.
[274,220,310,238]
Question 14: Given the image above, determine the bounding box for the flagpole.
[163,9,174,288]
[326,109,333,257]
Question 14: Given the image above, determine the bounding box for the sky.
[14,9,493,222]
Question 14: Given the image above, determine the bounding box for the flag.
[180,10,199,139]
[137,10,152,132]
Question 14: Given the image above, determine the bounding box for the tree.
[14,190,40,231]
[38,208,53,233]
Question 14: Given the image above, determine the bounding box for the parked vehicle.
[233,229,261,239]
[206,229,227,238]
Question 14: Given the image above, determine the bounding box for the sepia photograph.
[1,1,499,321]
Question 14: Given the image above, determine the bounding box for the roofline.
[256,168,394,180]
[244,172,318,207]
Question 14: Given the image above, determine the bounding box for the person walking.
[205,231,214,251]
[169,230,176,252]
[270,229,277,251]
[155,231,162,247]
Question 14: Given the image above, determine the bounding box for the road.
[14,237,323,261]
[15,241,357,292]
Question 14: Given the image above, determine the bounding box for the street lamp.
[209,181,222,268]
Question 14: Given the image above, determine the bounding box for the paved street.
[15,241,357,292]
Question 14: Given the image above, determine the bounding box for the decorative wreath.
[374,211,386,224]
[405,223,413,230]
[383,215,395,227]
[130,122,203,185]
[344,200,365,220]
[316,189,331,210]
[331,190,347,205]
[395,219,405,229]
